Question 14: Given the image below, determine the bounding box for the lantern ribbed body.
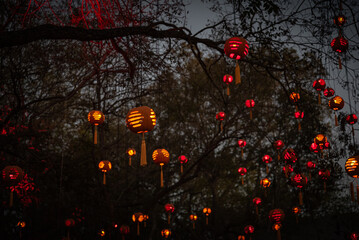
[126,106,156,133]
[216,112,226,121]
[346,114,358,125]
[152,149,170,165]
[224,37,249,60]
[98,160,112,172]
[289,92,300,104]
[331,36,348,53]
[132,212,144,222]
[323,88,335,97]
[88,110,105,125]
[164,203,175,213]
[291,173,308,188]
[178,155,188,164]
[345,156,359,178]
[2,166,24,185]
[269,209,285,223]
[313,79,326,91]
[244,225,254,234]
[329,96,344,110]
[282,148,297,163]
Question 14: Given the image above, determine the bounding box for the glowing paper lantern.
[98,160,112,185]
[65,218,75,240]
[223,74,233,95]
[132,212,144,236]
[203,207,211,225]
[152,149,170,187]
[306,161,316,180]
[331,36,348,69]
[244,225,254,239]
[334,15,346,26]
[2,165,24,207]
[313,79,326,104]
[314,134,328,151]
[309,142,319,153]
[126,106,156,166]
[88,110,105,144]
[282,148,297,163]
[126,148,136,166]
[178,155,188,174]
[238,139,247,158]
[253,197,262,218]
[260,178,271,196]
[120,225,130,240]
[282,164,293,178]
[143,214,149,227]
[161,229,171,239]
[318,169,330,192]
[274,140,285,160]
[262,155,272,174]
[346,114,358,125]
[323,87,335,98]
[164,203,175,224]
[224,37,249,84]
[292,206,301,224]
[17,221,26,228]
[216,112,226,132]
[294,111,304,131]
[190,214,198,229]
[345,156,359,203]
[291,173,308,205]
[238,235,245,240]
[245,99,255,120]
[289,92,300,111]
[350,232,359,240]
[238,167,247,185]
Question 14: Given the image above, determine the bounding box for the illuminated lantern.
[98,160,112,185]
[282,165,293,178]
[323,87,335,98]
[334,15,346,26]
[189,214,198,229]
[238,139,247,158]
[314,134,328,150]
[17,221,26,228]
[143,214,149,227]
[178,155,188,174]
[152,149,170,188]
[346,114,358,137]
[224,37,249,84]
[282,148,297,163]
[331,36,348,69]
[216,112,226,132]
[313,79,326,104]
[238,167,247,185]
[126,106,156,166]
[98,229,105,237]
[292,206,301,224]
[244,225,254,239]
[272,223,282,240]
[260,178,271,196]
[269,209,285,240]
[88,110,105,144]
[318,169,330,192]
[126,148,136,166]
[238,235,245,240]
[350,232,359,240]
[262,155,272,174]
[203,207,211,225]
[345,156,359,203]
[294,111,304,131]
[65,218,75,240]
[253,197,262,218]
[245,99,255,120]
[223,74,233,95]
[274,140,285,160]
[132,212,144,236]
[291,173,308,205]
[120,225,130,240]
[289,92,300,111]
[309,142,319,153]
[306,161,316,180]
[164,203,175,224]
[2,165,24,207]
[161,229,171,239]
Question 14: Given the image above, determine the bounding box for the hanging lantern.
[260,178,271,196]
[126,148,136,166]
[269,209,285,240]
[331,36,348,69]
[253,197,262,218]
[306,161,316,180]
[350,232,359,240]
[294,111,304,131]
[334,15,346,26]
[292,206,301,224]
[289,92,300,111]
[152,149,170,188]
[126,106,156,166]
[98,160,112,185]
[2,165,24,207]
[238,235,245,240]
[282,164,293,178]
[143,214,149,227]
[161,229,171,239]
[323,87,335,98]
[189,214,198,229]
[17,221,26,228]
[120,225,130,240]
[224,37,249,84]
[274,140,285,160]
[309,142,320,153]
[262,155,272,174]
[291,173,308,205]
[314,134,328,150]
[345,156,359,203]
[203,207,211,225]
[346,114,358,125]
[132,212,144,236]
[282,148,297,163]
[245,99,255,120]
[244,225,254,240]
[238,139,247,158]
[223,74,233,95]
[88,110,105,145]
[313,79,326,104]
[238,167,247,185]
[216,112,226,132]
[164,203,175,224]
[318,169,330,192]
[178,155,188,174]
[65,218,75,240]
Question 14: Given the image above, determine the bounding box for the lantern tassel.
[350,182,355,201]
[338,56,342,69]
[277,229,281,240]
[103,172,106,185]
[168,214,171,225]
[129,156,132,167]
[249,109,253,120]
[323,182,326,192]
[266,165,269,174]
[180,163,183,174]
[241,149,244,159]
[357,185,359,204]
[227,86,230,96]
[220,122,223,132]
[206,216,209,225]
[137,222,140,236]
[299,191,303,205]
[160,165,164,188]
[10,190,13,207]
[140,133,147,166]
[94,125,98,144]
[241,176,244,185]
[298,121,301,131]
[335,112,339,126]
[235,61,241,84]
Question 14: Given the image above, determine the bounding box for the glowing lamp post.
[238,167,247,185]
[262,155,272,174]
[98,160,111,185]
[190,214,198,229]
[216,111,226,132]
[224,37,249,84]
[152,149,170,187]
[2,165,24,207]
[164,203,175,224]
[88,110,105,144]
[126,148,136,166]
[223,74,233,95]
[203,207,211,225]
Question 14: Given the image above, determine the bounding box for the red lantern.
[282,148,297,163]
[152,149,170,188]
[318,169,330,192]
[306,161,316,180]
[323,87,335,98]
[253,197,262,218]
[120,225,130,240]
[178,155,188,174]
[291,173,308,205]
[350,232,359,240]
[65,218,75,227]
[346,114,358,125]
[331,36,348,69]
[238,167,247,185]
[283,165,293,178]
[269,209,285,223]
[98,160,112,185]
[309,142,319,153]
[88,110,105,145]
[238,139,247,158]
[245,99,255,120]
[292,206,301,224]
[274,140,285,160]
[238,235,245,240]
[216,112,226,131]
[244,225,254,237]
[223,74,233,95]
[329,96,344,126]
[262,155,272,174]
[294,111,304,131]
[224,37,249,84]
[334,15,346,26]
[164,203,175,224]
[313,78,326,104]
[2,165,24,207]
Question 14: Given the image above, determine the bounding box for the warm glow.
[88,110,105,125]
[98,160,112,172]
[223,74,233,84]
[17,221,26,228]
[178,155,188,164]
[272,223,281,231]
[132,212,144,222]
[190,214,198,221]
[161,229,171,238]
[99,229,105,237]
[126,106,156,133]
[244,225,254,234]
[262,155,272,163]
[274,140,284,149]
[203,207,212,215]
[164,203,175,213]
[289,92,300,103]
[127,148,136,156]
[346,157,359,178]
[216,112,226,121]
[292,206,301,214]
[224,37,249,60]
[253,197,262,205]
[152,149,170,165]
[313,79,326,91]
[238,139,247,148]
[260,178,271,188]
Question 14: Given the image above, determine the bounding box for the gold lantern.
[161,229,172,239]
[98,160,112,185]
[189,214,198,229]
[292,206,301,224]
[126,148,136,166]
[88,110,105,144]
[132,212,144,236]
[328,96,344,126]
[152,149,170,187]
[126,106,156,166]
[345,156,359,203]
[203,207,211,225]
